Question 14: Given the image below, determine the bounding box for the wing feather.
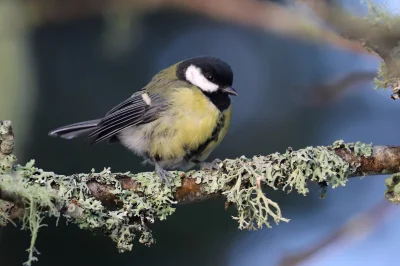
[104,90,144,115]
[88,92,165,144]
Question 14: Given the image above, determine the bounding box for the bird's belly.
[149,112,219,164]
[118,117,216,170]
[118,125,152,157]
[118,91,232,170]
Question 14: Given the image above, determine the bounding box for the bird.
[48,56,237,185]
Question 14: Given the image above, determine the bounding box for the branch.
[298,1,400,99]
[0,120,397,265]
[302,71,377,106]
[22,0,371,55]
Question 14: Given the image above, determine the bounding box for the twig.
[23,0,372,55]
[304,71,378,106]
[299,1,400,99]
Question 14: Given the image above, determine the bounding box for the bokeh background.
[1,0,399,266]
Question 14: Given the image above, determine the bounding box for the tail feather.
[48,119,100,140]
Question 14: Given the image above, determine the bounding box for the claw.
[200,159,222,172]
[155,164,172,187]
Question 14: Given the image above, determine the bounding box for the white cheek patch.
[185,65,219,92]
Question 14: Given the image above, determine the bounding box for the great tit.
[48,56,237,184]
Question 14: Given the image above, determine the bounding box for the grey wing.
[87,91,166,144]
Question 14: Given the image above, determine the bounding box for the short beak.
[222,86,238,96]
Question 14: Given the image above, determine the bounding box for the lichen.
[332,140,373,157]
[362,0,394,25]
[360,1,400,98]
[385,173,400,204]
[0,168,61,265]
[0,157,182,264]
[0,138,374,264]
[373,60,400,100]
[49,167,181,252]
[192,141,364,230]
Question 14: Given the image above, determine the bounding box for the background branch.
[302,71,378,106]
[20,0,372,55]
[298,0,400,98]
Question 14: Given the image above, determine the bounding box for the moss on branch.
[1,120,399,265]
[385,173,400,204]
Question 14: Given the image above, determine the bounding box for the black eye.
[206,74,214,81]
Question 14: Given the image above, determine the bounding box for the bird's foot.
[141,159,151,166]
[200,159,222,172]
[155,164,172,187]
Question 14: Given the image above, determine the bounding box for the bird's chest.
[149,89,230,160]
[175,103,220,144]
[167,91,222,150]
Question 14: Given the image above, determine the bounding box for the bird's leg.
[155,164,172,187]
[200,158,222,172]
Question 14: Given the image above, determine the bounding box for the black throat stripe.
[185,112,226,162]
[203,91,231,112]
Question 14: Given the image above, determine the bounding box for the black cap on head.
[176,56,234,90]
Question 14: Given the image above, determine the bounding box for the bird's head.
[176,56,238,96]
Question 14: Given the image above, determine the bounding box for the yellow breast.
[196,106,231,162]
[148,88,232,161]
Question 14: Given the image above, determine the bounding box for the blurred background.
[0,0,399,265]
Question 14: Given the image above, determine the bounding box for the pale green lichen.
[0,137,374,265]
[362,0,394,24]
[332,140,373,157]
[373,59,400,95]
[0,155,14,171]
[0,156,181,264]
[385,173,400,204]
[360,1,400,95]
[0,161,61,265]
[192,141,371,230]
[374,62,389,88]
[52,168,180,252]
